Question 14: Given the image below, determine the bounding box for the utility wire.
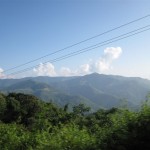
[7,25,150,76]
[2,14,150,73]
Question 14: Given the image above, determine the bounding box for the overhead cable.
[7,25,150,76]
[2,14,150,73]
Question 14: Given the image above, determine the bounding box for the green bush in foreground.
[0,93,150,150]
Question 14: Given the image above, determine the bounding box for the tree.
[0,93,6,120]
[73,103,91,116]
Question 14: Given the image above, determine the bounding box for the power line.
[2,14,150,73]
[7,26,150,76]
[7,25,150,76]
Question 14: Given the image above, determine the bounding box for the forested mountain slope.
[0,73,150,110]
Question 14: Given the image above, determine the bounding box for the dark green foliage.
[0,92,150,150]
[73,103,91,116]
[0,93,6,119]
[2,93,41,128]
[4,96,21,123]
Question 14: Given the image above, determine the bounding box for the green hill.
[1,73,150,110]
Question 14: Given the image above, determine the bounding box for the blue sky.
[0,0,150,79]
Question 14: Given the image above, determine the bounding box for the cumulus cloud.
[60,64,91,76]
[0,67,10,79]
[94,47,122,73]
[33,63,57,76]
[104,47,122,59]
[60,67,73,76]
[7,47,122,78]
[32,47,122,77]
[77,64,91,75]
[0,68,4,78]
[0,67,17,79]
[95,58,110,72]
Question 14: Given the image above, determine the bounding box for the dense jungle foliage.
[0,93,150,150]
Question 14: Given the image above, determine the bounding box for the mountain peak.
[1,73,150,110]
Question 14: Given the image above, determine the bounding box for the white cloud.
[0,68,12,79]
[0,66,20,79]
[33,63,57,76]
[95,58,110,72]
[60,64,91,76]
[77,64,91,75]
[94,47,122,73]
[0,68,4,78]
[60,67,73,76]
[5,47,122,78]
[32,47,122,77]
[104,47,122,59]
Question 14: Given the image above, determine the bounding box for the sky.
[0,0,150,79]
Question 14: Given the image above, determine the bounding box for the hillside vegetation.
[0,92,150,150]
[1,73,150,110]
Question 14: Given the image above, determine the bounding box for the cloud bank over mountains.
[33,63,57,76]
[31,47,122,77]
[0,47,123,78]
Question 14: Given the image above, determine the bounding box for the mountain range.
[0,73,150,111]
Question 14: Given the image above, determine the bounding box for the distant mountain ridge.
[0,73,150,110]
